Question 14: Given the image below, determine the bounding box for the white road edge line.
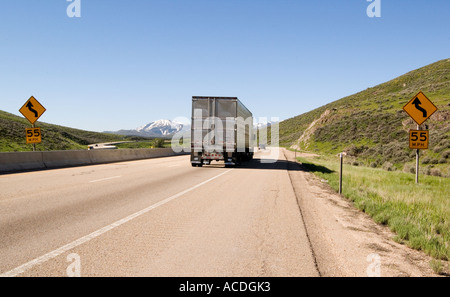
[1,169,233,277]
[89,176,122,183]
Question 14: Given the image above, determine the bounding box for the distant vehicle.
[87,141,136,150]
[88,143,118,150]
[191,96,254,167]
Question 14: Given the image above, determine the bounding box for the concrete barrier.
[42,150,92,169]
[0,152,45,172]
[0,148,188,174]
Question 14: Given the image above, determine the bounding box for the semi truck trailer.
[191,96,254,167]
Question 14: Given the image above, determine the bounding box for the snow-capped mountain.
[136,120,185,136]
[106,119,190,138]
[255,121,277,130]
[107,119,277,138]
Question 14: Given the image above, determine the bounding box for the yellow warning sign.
[19,96,46,125]
[25,128,42,144]
[403,91,437,126]
[409,130,429,150]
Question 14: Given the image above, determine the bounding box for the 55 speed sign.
[26,128,42,144]
[409,130,429,150]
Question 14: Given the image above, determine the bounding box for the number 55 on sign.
[409,130,428,150]
[26,128,42,144]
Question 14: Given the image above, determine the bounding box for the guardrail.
[0,148,187,174]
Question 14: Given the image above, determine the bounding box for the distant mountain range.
[106,119,279,139]
[105,119,190,138]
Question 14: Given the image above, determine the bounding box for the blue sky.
[1,0,449,132]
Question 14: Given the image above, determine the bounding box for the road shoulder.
[283,149,437,277]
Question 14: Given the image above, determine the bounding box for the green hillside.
[281,58,450,177]
[0,110,142,152]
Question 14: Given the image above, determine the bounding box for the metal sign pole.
[32,124,36,152]
[415,125,420,184]
[416,148,419,184]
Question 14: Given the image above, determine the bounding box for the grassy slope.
[281,58,450,176]
[0,110,141,151]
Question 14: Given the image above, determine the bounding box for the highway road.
[0,149,436,277]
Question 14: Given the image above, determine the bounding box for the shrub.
[152,138,165,148]
[421,166,431,176]
[383,161,394,171]
[433,146,444,153]
[346,144,369,157]
[403,163,416,174]
[430,169,442,177]
[422,156,431,164]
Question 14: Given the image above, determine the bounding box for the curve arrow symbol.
[412,97,427,118]
[26,101,39,118]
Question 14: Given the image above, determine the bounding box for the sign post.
[416,144,419,183]
[19,96,46,151]
[415,125,420,184]
[403,91,437,184]
[409,126,429,184]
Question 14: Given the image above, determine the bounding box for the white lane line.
[89,176,122,183]
[1,169,233,277]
